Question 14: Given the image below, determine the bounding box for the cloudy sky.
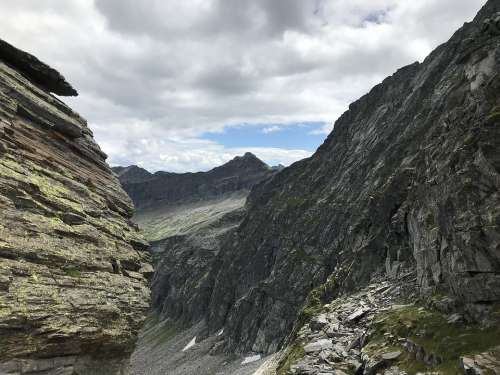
[0,0,485,172]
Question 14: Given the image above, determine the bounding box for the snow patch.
[242,354,261,365]
[182,336,196,352]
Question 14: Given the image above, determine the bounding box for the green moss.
[63,267,81,278]
[0,158,84,214]
[486,111,500,123]
[29,174,83,213]
[296,279,332,329]
[369,305,500,375]
[277,344,305,375]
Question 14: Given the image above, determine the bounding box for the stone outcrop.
[176,0,500,356]
[0,39,77,97]
[0,40,151,374]
[277,275,500,374]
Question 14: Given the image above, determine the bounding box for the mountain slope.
[196,0,500,357]
[114,154,278,330]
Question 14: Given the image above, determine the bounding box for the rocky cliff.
[0,39,151,374]
[191,0,500,359]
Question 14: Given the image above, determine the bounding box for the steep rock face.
[114,155,277,328]
[201,1,500,355]
[149,206,246,327]
[0,40,151,374]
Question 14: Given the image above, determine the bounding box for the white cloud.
[262,125,283,134]
[98,120,311,172]
[0,0,486,172]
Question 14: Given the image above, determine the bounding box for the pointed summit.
[112,165,151,184]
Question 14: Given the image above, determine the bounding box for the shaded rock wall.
[114,154,277,330]
[0,41,151,374]
[200,1,500,355]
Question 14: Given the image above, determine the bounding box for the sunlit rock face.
[0,39,151,375]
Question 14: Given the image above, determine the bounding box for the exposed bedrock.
[0,40,151,374]
[201,1,500,355]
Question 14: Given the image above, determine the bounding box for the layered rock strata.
[0,40,151,374]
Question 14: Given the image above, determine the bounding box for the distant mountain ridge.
[112,152,278,210]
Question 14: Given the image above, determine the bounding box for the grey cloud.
[0,0,487,172]
[94,0,316,38]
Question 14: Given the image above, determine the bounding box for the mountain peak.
[221,152,269,171]
[112,165,151,183]
[243,151,257,158]
[115,154,277,209]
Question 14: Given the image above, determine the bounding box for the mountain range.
[1,1,500,375]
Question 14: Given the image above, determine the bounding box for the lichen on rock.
[0,40,150,374]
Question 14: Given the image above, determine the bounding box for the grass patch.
[277,344,305,375]
[368,305,500,374]
[276,274,343,374]
[294,274,340,332]
[487,111,500,123]
[63,267,81,278]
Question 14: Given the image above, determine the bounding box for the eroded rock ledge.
[0,40,151,374]
[0,39,77,97]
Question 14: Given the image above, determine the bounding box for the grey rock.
[290,363,318,374]
[461,347,500,375]
[447,313,465,325]
[384,367,408,375]
[346,309,371,323]
[381,351,402,361]
[304,339,334,353]
[310,314,329,331]
[198,0,500,354]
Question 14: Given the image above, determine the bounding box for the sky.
[0,0,485,172]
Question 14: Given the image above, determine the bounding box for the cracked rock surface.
[0,40,151,374]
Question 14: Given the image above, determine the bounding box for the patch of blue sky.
[362,9,390,25]
[203,122,328,152]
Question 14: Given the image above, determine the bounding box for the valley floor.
[131,316,277,375]
[132,275,500,375]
